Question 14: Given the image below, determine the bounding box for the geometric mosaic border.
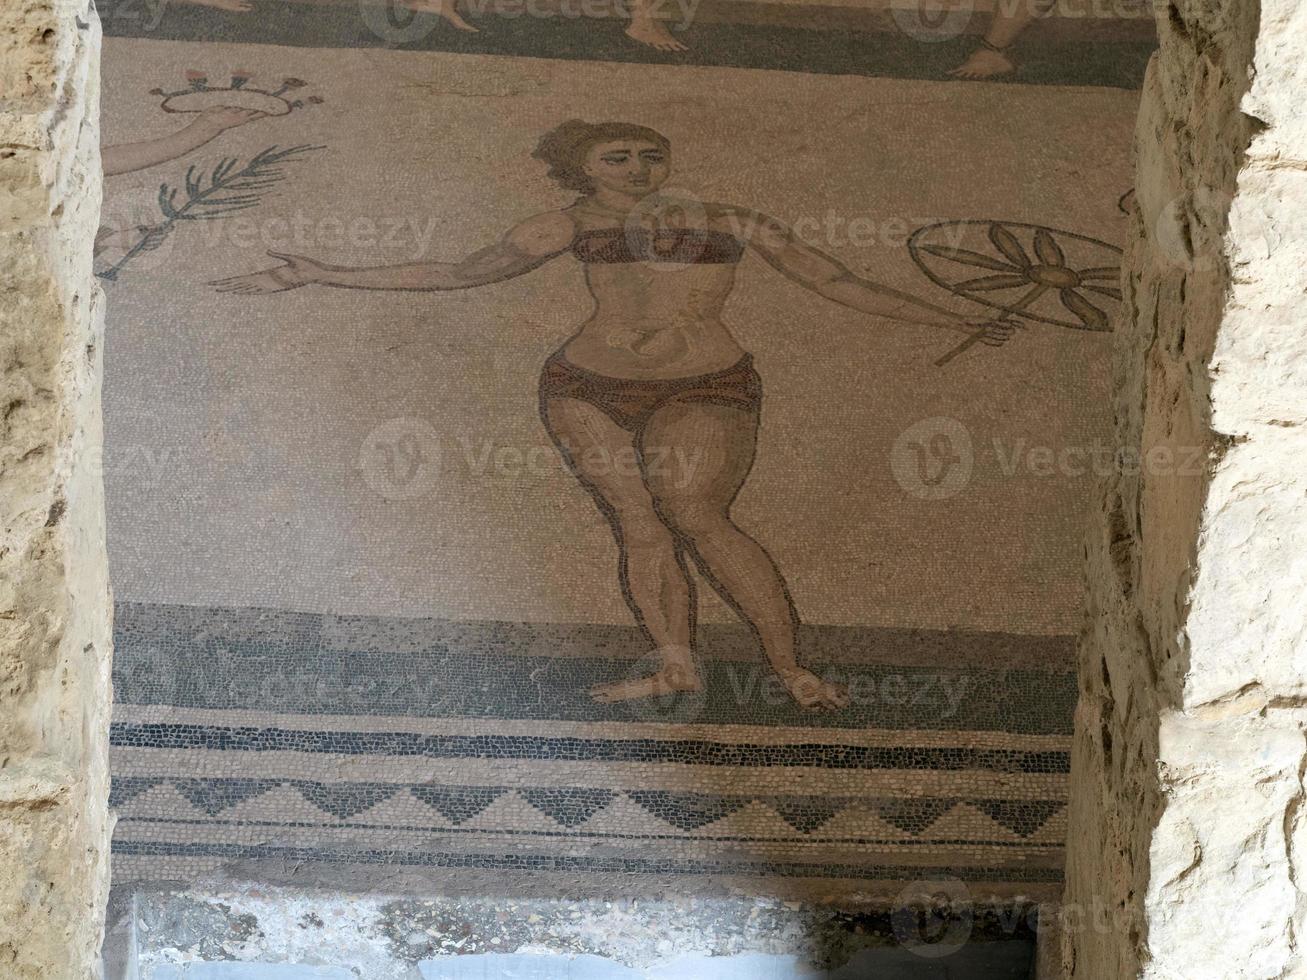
[112,776,1066,838]
[111,839,1067,884]
[110,603,1075,894]
[111,723,1072,773]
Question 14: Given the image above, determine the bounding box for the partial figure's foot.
[778,668,849,712]
[180,0,254,12]
[624,18,687,51]
[590,661,702,703]
[948,47,1016,79]
[400,0,479,30]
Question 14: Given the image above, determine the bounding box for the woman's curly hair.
[533,119,671,195]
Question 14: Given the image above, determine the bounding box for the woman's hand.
[963,316,1018,346]
[210,251,329,294]
[193,105,267,136]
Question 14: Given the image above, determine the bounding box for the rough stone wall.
[1063,1,1307,977]
[0,1,110,977]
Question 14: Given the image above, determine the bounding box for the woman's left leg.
[639,400,848,711]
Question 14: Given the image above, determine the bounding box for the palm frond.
[158,144,324,224]
[157,184,185,219]
[100,144,324,282]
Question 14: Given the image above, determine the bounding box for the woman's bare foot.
[590,657,702,703]
[400,0,479,30]
[778,668,849,712]
[624,17,687,51]
[948,47,1016,79]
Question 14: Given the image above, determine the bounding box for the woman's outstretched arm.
[211,211,575,294]
[103,107,266,177]
[728,207,1013,343]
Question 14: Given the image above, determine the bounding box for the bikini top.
[570,227,746,265]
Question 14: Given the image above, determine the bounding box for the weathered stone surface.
[1063,1,1307,977]
[106,883,1037,978]
[0,0,109,976]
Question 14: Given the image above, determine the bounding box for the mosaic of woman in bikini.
[213,119,1014,711]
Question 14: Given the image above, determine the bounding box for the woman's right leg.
[542,396,700,701]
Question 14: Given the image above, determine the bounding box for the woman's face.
[581,139,670,197]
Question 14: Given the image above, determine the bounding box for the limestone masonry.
[0,1,111,977]
[1063,2,1307,977]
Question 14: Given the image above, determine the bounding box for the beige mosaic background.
[103,41,1135,636]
